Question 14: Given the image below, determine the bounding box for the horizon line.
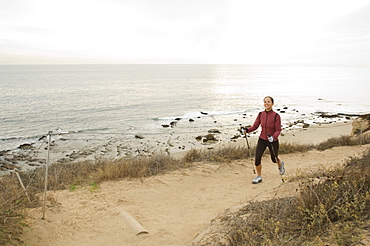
[1,63,370,67]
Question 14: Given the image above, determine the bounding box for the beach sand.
[20,121,370,246]
[280,120,354,144]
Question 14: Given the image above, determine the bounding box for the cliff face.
[351,114,370,137]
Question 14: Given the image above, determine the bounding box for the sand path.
[21,141,369,246]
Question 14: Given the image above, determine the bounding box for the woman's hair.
[264,96,274,103]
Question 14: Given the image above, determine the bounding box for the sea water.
[1,64,369,152]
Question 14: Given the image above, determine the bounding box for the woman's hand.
[268,136,274,142]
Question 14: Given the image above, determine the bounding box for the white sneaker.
[252,176,262,184]
[279,161,285,175]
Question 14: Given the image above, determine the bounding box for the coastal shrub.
[94,152,181,182]
[208,145,250,162]
[106,158,146,180]
[183,145,253,163]
[183,148,205,162]
[18,161,99,191]
[183,142,315,163]
[317,134,370,151]
[0,175,29,245]
[145,152,182,175]
[227,197,299,245]
[317,135,355,151]
[226,149,370,245]
[279,142,314,154]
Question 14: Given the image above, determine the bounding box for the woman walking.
[243,96,285,184]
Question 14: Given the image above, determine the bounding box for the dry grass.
[183,145,251,163]
[0,134,369,245]
[93,153,183,182]
[0,175,29,245]
[226,149,370,245]
[279,142,314,154]
[183,141,313,164]
[317,134,370,151]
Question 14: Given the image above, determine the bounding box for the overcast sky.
[1,0,369,65]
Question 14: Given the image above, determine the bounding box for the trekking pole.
[268,135,284,183]
[241,127,256,174]
[245,133,256,174]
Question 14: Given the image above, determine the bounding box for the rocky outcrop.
[316,112,361,119]
[195,133,219,143]
[18,143,34,150]
[135,134,144,139]
[351,114,370,137]
[0,148,45,172]
[287,120,310,129]
[208,129,221,134]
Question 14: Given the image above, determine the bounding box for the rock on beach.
[0,112,366,175]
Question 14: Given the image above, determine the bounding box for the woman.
[243,96,285,184]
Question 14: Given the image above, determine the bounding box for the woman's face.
[264,97,274,111]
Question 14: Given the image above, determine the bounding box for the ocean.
[1,64,369,153]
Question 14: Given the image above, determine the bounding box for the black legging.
[255,138,279,166]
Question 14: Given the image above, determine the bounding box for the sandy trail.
[21,142,369,246]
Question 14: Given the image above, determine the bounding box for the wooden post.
[42,131,52,220]
[14,169,32,203]
[119,209,148,235]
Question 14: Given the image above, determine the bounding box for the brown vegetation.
[226,148,370,245]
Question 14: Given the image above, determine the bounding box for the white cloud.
[0,0,369,65]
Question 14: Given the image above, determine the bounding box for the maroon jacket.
[247,110,281,141]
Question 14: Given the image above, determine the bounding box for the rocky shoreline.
[0,111,367,175]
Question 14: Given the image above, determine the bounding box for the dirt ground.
[20,142,369,246]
